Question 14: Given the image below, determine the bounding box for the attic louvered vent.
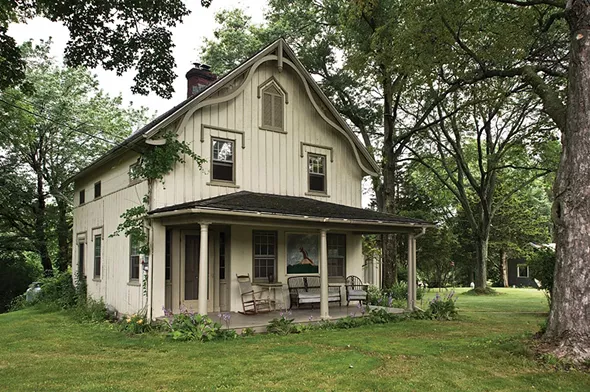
[261,83,284,132]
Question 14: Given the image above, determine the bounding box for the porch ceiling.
[148,191,434,233]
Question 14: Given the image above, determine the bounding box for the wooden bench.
[287,276,341,309]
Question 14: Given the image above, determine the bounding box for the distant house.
[507,258,538,288]
[69,39,432,320]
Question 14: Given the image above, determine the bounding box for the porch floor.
[209,305,405,332]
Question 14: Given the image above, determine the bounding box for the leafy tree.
[405,82,556,290]
[0,41,147,274]
[1,0,212,97]
[410,0,588,362]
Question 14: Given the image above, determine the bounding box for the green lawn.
[1,288,588,391]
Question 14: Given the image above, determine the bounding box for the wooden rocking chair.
[236,274,271,315]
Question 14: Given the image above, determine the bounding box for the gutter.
[148,206,435,229]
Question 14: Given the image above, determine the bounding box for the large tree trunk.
[544,0,590,362]
[34,170,52,275]
[474,234,489,289]
[501,248,509,288]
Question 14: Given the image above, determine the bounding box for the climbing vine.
[111,131,206,292]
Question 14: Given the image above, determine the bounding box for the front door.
[181,232,213,312]
[184,235,200,309]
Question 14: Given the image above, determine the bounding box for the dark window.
[308,154,326,193]
[261,84,284,131]
[253,231,276,282]
[94,235,102,278]
[212,138,234,182]
[165,229,172,281]
[79,190,85,205]
[78,242,85,277]
[94,181,101,198]
[517,264,529,278]
[327,234,346,277]
[219,232,226,280]
[130,235,141,280]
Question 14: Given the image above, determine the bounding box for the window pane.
[94,182,101,198]
[309,155,325,174]
[78,243,85,276]
[263,93,273,127]
[79,190,85,204]
[309,174,325,192]
[212,163,233,182]
[253,231,276,281]
[212,140,233,162]
[94,235,101,278]
[273,94,283,128]
[327,234,346,277]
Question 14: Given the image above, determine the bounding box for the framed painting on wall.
[286,233,319,274]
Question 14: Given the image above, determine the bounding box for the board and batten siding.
[72,152,147,315]
[151,62,365,210]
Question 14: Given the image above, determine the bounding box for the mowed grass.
[1,289,589,391]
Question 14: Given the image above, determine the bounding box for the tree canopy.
[0,0,212,97]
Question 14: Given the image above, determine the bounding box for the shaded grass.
[1,289,588,391]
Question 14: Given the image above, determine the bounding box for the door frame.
[180,230,214,313]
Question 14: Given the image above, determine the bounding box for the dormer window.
[211,138,234,183]
[308,153,327,193]
[261,83,284,132]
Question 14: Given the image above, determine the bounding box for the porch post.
[150,220,166,319]
[407,233,415,310]
[198,223,209,315]
[411,234,417,306]
[320,229,330,319]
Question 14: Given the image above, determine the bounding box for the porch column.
[411,234,417,305]
[150,220,166,319]
[198,223,209,315]
[320,229,330,319]
[407,233,415,310]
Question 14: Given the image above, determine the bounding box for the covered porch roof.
[148,191,434,233]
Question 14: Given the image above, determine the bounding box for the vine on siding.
[110,130,206,269]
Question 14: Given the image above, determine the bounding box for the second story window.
[94,181,101,198]
[261,83,284,132]
[211,138,234,183]
[308,154,326,193]
[79,189,85,205]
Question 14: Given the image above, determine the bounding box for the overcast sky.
[8,0,269,118]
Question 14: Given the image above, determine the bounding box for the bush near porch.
[1,288,589,391]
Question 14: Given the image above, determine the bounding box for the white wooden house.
[70,39,431,320]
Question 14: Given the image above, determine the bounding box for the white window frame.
[517,264,529,278]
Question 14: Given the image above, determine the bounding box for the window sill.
[127,281,141,287]
[259,126,287,134]
[328,277,346,284]
[92,278,101,282]
[305,192,330,198]
[94,196,102,201]
[207,181,240,189]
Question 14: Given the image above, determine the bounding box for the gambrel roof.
[69,39,380,183]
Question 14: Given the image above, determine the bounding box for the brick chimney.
[186,63,217,98]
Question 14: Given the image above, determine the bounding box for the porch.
[146,191,433,320]
[208,305,405,333]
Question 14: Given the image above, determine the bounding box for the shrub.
[267,311,296,335]
[241,327,256,337]
[163,307,229,341]
[74,297,108,322]
[427,291,458,320]
[35,272,79,310]
[119,313,151,334]
[528,248,555,305]
[0,253,41,313]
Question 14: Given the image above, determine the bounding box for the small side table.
[257,282,286,311]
